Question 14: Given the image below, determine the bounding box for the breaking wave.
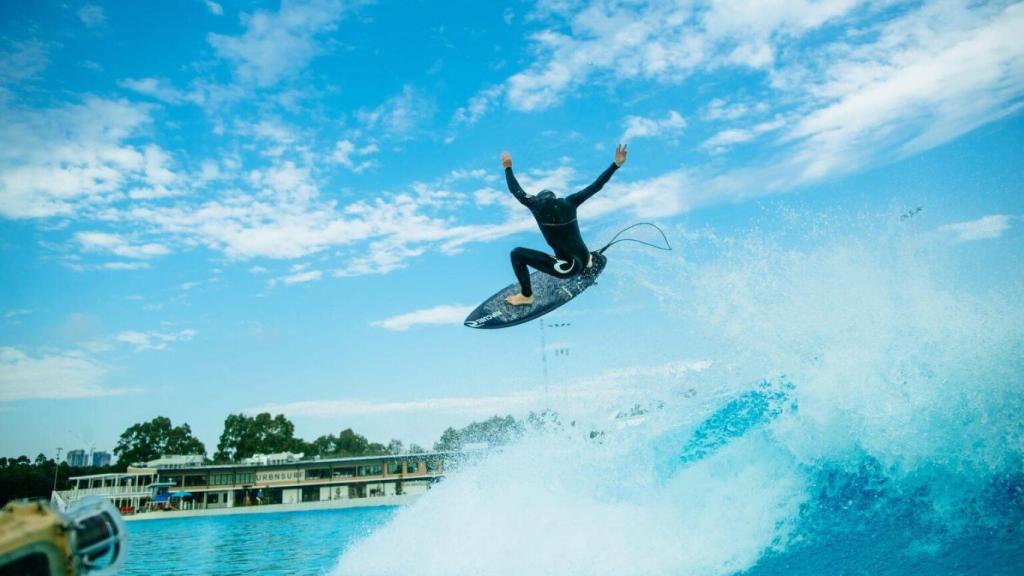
[335,212,1024,575]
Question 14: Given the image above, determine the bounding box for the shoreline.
[123,493,419,521]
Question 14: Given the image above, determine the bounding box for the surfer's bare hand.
[501,151,513,169]
[615,144,628,167]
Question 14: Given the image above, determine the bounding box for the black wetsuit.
[505,162,619,297]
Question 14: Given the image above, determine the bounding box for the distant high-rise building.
[66,449,87,467]
[92,451,112,467]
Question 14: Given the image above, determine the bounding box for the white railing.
[58,486,150,499]
[50,490,67,511]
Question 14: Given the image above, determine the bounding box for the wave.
[334,213,1024,575]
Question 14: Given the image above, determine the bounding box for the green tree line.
[0,455,119,507]
[2,410,542,506]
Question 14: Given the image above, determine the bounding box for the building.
[91,451,112,467]
[65,449,87,467]
[55,452,449,519]
[241,452,304,465]
[142,454,205,469]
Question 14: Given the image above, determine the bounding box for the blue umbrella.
[171,490,192,498]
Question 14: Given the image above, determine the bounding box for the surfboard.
[464,252,607,329]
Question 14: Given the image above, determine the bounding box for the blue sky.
[1,0,1021,458]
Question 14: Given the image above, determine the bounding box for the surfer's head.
[537,190,556,202]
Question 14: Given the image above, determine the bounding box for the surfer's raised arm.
[567,144,628,207]
[502,151,532,206]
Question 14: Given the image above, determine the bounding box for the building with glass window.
[65,449,88,467]
[55,452,448,520]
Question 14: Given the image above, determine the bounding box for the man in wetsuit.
[502,144,628,306]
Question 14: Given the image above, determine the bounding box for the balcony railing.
[58,485,151,499]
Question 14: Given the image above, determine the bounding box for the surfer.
[502,144,628,306]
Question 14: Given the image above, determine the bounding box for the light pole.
[51,447,63,494]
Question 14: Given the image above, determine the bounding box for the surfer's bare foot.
[505,293,534,306]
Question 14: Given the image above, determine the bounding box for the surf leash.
[596,222,673,254]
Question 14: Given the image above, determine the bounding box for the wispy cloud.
[270,264,324,286]
[357,85,436,139]
[246,360,710,418]
[115,329,197,351]
[0,97,158,219]
[331,138,379,172]
[701,117,785,153]
[205,1,224,16]
[0,40,50,87]
[101,261,151,271]
[208,0,347,87]
[621,110,686,142]
[77,5,106,28]
[0,347,127,402]
[939,214,1014,243]
[372,304,474,331]
[75,231,171,259]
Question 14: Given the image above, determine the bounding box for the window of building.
[406,461,419,474]
[236,472,254,484]
[387,463,402,475]
[425,459,439,472]
[307,468,330,480]
[332,467,355,478]
[208,493,219,504]
[357,465,382,477]
[301,487,319,502]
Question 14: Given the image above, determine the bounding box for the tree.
[434,415,524,452]
[335,428,368,455]
[113,416,206,466]
[214,413,304,462]
[386,439,404,455]
[304,428,390,458]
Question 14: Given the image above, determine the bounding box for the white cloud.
[271,268,323,286]
[452,86,504,126]
[702,116,785,153]
[495,1,863,113]
[0,347,124,402]
[101,261,150,271]
[208,0,346,87]
[3,309,31,320]
[77,4,106,28]
[621,110,686,141]
[0,97,158,219]
[779,1,1024,184]
[75,231,171,259]
[357,85,436,139]
[115,329,197,351]
[372,304,474,331]
[939,215,1014,243]
[0,40,50,86]
[206,1,224,16]
[331,139,379,172]
[246,360,709,418]
[701,98,769,122]
[119,77,195,105]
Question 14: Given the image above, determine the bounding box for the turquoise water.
[121,508,394,575]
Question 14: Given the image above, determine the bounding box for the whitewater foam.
[335,213,1023,575]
